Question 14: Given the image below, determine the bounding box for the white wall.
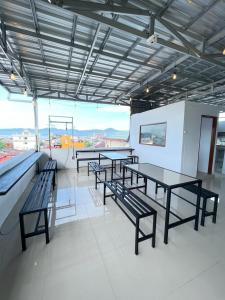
[129,101,219,177]
[0,166,36,228]
[130,101,186,172]
[197,117,213,173]
[181,102,219,176]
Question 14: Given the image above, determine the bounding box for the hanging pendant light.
[172,68,177,80]
[10,70,16,81]
[23,88,28,96]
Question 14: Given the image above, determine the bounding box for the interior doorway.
[197,115,217,174]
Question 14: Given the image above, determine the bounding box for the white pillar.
[33,94,40,151]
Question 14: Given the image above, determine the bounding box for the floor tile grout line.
[159,259,222,300]
[88,219,119,300]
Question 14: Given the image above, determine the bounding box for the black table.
[99,152,129,181]
[123,163,202,244]
[76,147,134,158]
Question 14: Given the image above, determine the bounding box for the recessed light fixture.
[10,70,16,81]
[223,49,225,55]
[129,96,132,101]
[146,86,150,93]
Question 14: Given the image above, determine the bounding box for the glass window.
[38,98,130,150]
[0,86,35,164]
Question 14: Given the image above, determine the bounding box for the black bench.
[41,159,57,188]
[19,171,54,251]
[88,162,107,189]
[103,181,157,255]
[77,157,107,173]
[183,184,218,226]
[156,182,219,227]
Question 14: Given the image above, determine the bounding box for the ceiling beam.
[183,0,220,30]
[65,15,77,93]
[5,25,161,71]
[207,27,225,46]
[75,23,101,96]
[28,74,127,92]
[157,17,201,58]
[0,20,32,93]
[63,7,225,71]
[63,0,151,16]
[17,58,139,83]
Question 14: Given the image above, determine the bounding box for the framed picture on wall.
[139,122,167,147]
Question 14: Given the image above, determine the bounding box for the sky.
[0,86,130,130]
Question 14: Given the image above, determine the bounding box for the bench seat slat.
[21,171,54,214]
[89,162,105,172]
[42,160,57,172]
[183,184,218,198]
[112,184,150,215]
[105,181,155,218]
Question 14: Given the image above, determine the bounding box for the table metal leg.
[144,177,147,194]
[111,160,113,181]
[152,212,157,248]
[164,188,171,244]
[194,181,201,231]
[103,183,106,205]
[44,209,50,244]
[77,160,79,173]
[213,195,218,223]
[135,218,139,255]
[19,213,26,251]
[122,165,125,185]
[201,197,207,226]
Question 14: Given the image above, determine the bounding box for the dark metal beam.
[63,0,151,16]
[75,22,101,96]
[5,25,161,71]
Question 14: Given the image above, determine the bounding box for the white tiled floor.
[1,168,225,300]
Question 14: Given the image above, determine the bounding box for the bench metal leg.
[77,160,79,173]
[53,172,56,190]
[44,209,50,244]
[155,183,158,194]
[105,169,107,182]
[19,213,26,251]
[164,188,171,244]
[136,173,139,184]
[111,160,114,181]
[144,177,147,195]
[201,197,207,226]
[103,183,106,205]
[122,166,125,185]
[95,172,97,190]
[131,171,133,185]
[88,163,90,176]
[135,218,139,255]
[213,195,218,224]
[152,213,157,248]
